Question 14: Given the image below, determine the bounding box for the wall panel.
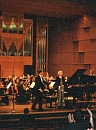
[90,26,96,39]
[0,56,32,77]
[48,15,96,77]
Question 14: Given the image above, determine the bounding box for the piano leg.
[73,95,76,107]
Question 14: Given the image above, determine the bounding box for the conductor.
[31,69,49,111]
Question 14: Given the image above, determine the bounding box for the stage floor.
[0,99,96,114]
[0,100,96,130]
[0,101,73,114]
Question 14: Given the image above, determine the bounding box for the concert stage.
[0,100,96,130]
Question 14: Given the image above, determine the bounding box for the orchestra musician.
[5,75,19,95]
[0,79,9,105]
[30,75,36,98]
[24,74,32,89]
[31,69,50,111]
[54,70,65,109]
[0,80,4,95]
[16,79,30,104]
[5,76,13,94]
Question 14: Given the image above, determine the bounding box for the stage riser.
[0,110,96,129]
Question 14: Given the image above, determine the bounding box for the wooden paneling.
[90,39,96,51]
[48,15,96,77]
[78,40,91,52]
[0,65,1,78]
[78,52,84,63]
[1,1,96,78]
[0,56,32,77]
[73,52,78,63]
[76,29,84,40]
[90,26,96,39]
[85,52,96,64]
[0,0,96,18]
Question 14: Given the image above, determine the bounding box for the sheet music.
[49,81,55,89]
[30,82,35,88]
[6,82,12,89]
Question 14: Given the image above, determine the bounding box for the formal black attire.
[54,76,65,108]
[32,75,49,110]
[54,76,65,90]
[16,83,26,103]
[17,82,30,103]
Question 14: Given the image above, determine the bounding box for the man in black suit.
[31,69,49,111]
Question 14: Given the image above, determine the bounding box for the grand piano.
[65,69,96,105]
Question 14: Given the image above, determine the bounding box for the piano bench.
[44,95,57,108]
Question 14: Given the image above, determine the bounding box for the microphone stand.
[11,59,15,113]
[11,79,15,113]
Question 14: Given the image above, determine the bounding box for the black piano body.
[66,69,96,101]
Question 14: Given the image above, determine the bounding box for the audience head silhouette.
[24,108,29,115]
[74,109,84,122]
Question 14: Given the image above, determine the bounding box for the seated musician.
[47,77,56,96]
[31,69,50,111]
[0,80,9,105]
[0,80,5,95]
[6,75,19,95]
[25,74,32,88]
[30,75,36,98]
[5,75,13,95]
[23,74,32,100]
[16,79,30,104]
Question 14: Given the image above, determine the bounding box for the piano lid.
[84,74,96,84]
[67,69,87,84]
[67,69,96,84]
